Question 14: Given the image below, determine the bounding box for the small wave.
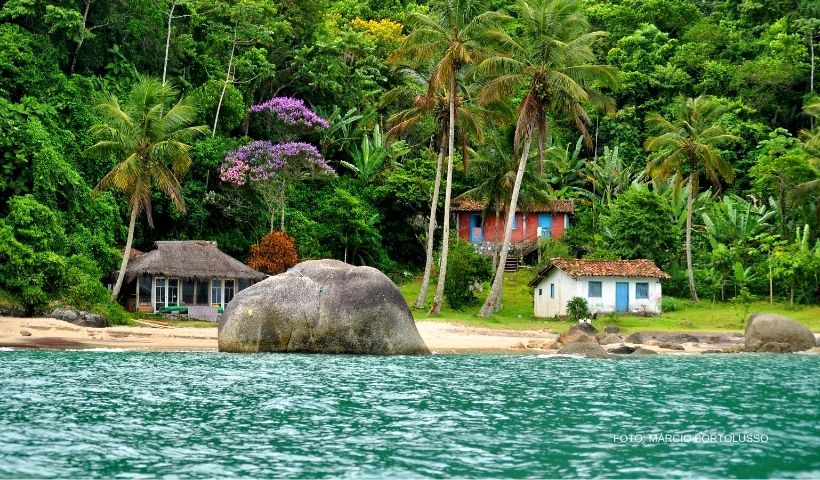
[0,347,18,352]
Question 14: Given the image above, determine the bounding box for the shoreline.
[1,316,817,355]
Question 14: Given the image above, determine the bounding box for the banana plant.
[340,124,410,183]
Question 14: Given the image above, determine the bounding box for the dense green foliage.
[442,238,493,309]
[0,0,817,315]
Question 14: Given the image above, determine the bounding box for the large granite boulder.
[557,342,610,359]
[744,313,815,353]
[218,259,429,355]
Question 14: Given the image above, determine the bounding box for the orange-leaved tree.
[247,231,298,275]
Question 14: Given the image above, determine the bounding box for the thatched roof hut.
[124,240,267,282]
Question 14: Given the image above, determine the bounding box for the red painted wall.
[456,212,569,242]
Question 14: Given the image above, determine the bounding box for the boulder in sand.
[49,308,108,328]
[598,334,623,345]
[559,324,598,345]
[624,332,644,344]
[218,259,429,355]
[744,313,815,353]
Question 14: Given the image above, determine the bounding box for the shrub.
[443,238,492,309]
[660,296,691,312]
[566,296,590,322]
[62,255,110,310]
[247,230,299,275]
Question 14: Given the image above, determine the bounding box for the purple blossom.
[250,97,330,129]
[219,140,336,187]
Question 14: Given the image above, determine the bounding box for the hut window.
[195,279,209,305]
[225,279,235,303]
[155,278,166,309]
[139,275,151,305]
[182,279,195,304]
[238,279,251,291]
[168,278,179,306]
[211,279,223,306]
[636,283,649,299]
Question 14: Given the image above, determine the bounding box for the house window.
[636,282,649,299]
[225,279,235,303]
[538,288,542,296]
[182,279,195,304]
[550,283,555,298]
[512,214,518,230]
[588,281,602,298]
[195,279,209,305]
[138,275,151,305]
[211,279,223,306]
[155,277,166,310]
[238,279,251,291]
[167,278,179,306]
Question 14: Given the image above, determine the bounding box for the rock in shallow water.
[557,342,610,358]
[218,259,429,355]
[744,313,815,353]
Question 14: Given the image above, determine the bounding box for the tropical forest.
[1,0,818,323]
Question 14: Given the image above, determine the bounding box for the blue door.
[615,282,629,312]
[469,214,483,243]
[538,213,553,238]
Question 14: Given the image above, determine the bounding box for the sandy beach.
[0,316,775,354]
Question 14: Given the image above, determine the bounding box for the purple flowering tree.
[220,97,334,232]
[220,140,336,232]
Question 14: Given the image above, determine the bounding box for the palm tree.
[645,95,740,302]
[477,0,618,317]
[456,131,551,272]
[397,0,512,314]
[85,77,208,300]
[385,66,509,309]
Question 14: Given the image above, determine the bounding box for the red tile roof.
[451,198,574,213]
[529,258,670,286]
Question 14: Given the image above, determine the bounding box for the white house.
[529,259,670,317]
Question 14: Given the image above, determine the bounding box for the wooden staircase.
[504,256,520,272]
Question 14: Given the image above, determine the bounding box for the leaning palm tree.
[477,0,618,316]
[645,95,740,302]
[85,77,208,300]
[457,131,552,272]
[384,67,508,309]
[397,0,512,314]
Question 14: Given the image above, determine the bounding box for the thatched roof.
[124,241,267,282]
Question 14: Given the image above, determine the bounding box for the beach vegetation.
[0,0,817,322]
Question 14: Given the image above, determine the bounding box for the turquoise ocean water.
[0,350,818,478]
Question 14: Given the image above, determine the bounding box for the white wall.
[533,273,663,317]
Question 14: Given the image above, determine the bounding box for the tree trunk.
[492,204,500,272]
[414,141,445,309]
[70,0,92,75]
[213,29,237,137]
[479,129,532,317]
[778,177,787,239]
[162,1,177,85]
[111,197,140,301]
[685,174,699,303]
[768,255,773,304]
[429,73,457,314]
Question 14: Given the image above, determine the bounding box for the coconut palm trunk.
[415,141,446,309]
[685,173,699,303]
[493,204,500,272]
[110,197,140,301]
[429,73,457,314]
[479,130,532,316]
